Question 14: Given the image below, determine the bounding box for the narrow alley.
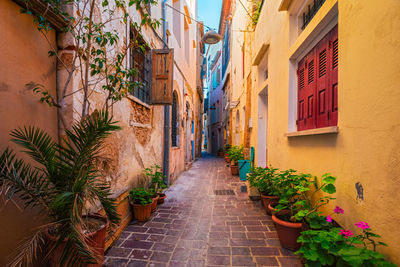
[104,155,301,267]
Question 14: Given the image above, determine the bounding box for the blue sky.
[197,0,223,32]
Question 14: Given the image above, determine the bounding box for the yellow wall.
[0,1,58,265]
[247,0,400,263]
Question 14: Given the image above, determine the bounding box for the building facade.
[0,0,202,263]
[224,0,400,263]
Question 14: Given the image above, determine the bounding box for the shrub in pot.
[245,167,262,200]
[296,206,396,267]
[217,147,224,157]
[144,164,167,206]
[227,145,244,176]
[0,110,120,266]
[129,188,153,222]
[224,144,231,163]
[273,172,337,250]
[257,167,280,213]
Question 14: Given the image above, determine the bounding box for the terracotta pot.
[268,202,284,216]
[218,152,224,157]
[151,195,159,212]
[272,213,302,251]
[45,214,109,267]
[133,202,152,222]
[230,165,239,175]
[157,193,167,204]
[260,193,279,212]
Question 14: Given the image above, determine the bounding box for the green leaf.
[322,184,336,194]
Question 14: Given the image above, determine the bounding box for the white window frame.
[287,1,338,133]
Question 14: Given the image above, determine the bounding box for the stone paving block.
[106,247,132,258]
[278,256,303,266]
[207,255,231,266]
[207,246,230,255]
[126,260,147,267]
[232,247,251,255]
[254,257,279,266]
[152,242,176,252]
[232,255,256,266]
[150,251,172,262]
[171,247,191,261]
[250,247,280,256]
[187,259,206,267]
[129,249,152,260]
[121,240,153,249]
[103,258,129,267]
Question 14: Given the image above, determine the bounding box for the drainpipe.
[162,0,170,186]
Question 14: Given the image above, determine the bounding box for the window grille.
[130,30,151,103]
[171,92,179,147]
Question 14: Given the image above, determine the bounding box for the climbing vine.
[20,0,161,129]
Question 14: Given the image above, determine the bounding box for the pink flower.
[355,221,370,230]
[339,229,354,239]
[326,215,333,222]
[334,206,344,214]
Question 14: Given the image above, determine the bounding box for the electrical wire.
[165,3,217,31]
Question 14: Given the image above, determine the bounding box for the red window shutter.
[150,49,174,105]
[315,34,330,128]
[329,25,338,126]
[297,58,307,131]
[304,50,317,130]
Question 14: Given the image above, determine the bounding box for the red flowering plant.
[296,206,396,266]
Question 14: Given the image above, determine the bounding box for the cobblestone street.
[104,154,302,267]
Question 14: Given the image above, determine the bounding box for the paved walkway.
[104,154,302,267]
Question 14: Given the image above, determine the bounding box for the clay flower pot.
[268,203,282,216]
[157,193,167,204]
[151,195,159,212]
[230,165,239,175]
[133,202,152,222]
[45,214,109,267]
[272,213,302,251]
[218,151,224,157]
[260,193,279,212]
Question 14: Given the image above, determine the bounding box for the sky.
[197,0,223,32]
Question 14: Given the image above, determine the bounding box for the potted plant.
[296,207,396,266]
[226,145,244,175]
[273,172,337,250]
[129,188,153,222]
[224,144,231,163]
[144,164,167,205]
[257,166,280,214]
[0,110,120,266]
[245,167,263,200]
[217,147,224,157]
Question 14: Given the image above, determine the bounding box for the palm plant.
[0,110,120,267]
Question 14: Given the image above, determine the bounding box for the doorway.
[257,86,268,167]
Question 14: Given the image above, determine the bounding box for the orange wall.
[0,1,58,265]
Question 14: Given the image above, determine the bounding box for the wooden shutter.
[297,58,307,131]
[329,25,338,126]
[315,34,330,128]
[304,49,317,130]
[151,49,174,105]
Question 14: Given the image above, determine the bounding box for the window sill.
[285,126,338,137]
[171,146,180,150]
[127,95,151,109]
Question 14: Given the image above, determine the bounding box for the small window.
[171,91,179,147]
[130,29,151,103]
